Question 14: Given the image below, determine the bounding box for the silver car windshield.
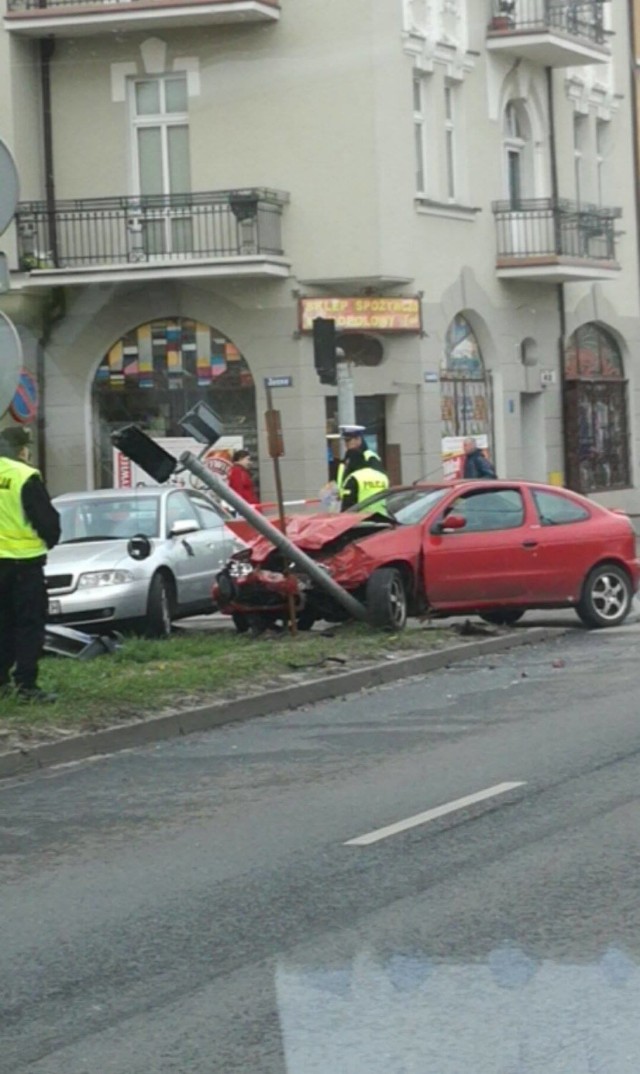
[57,498,160,543]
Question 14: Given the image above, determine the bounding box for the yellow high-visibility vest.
[0,457,48,559]
[336,450,381,496]
[344,466,390,512]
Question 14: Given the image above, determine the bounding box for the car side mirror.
[127,533,152,561]
[169,518,200,538]
[430,514,467,534]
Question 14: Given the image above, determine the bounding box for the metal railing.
[492,198,621,263]
[488,0,607,46]
[15,189,289,270]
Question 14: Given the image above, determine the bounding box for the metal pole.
[179,451,368,622]
[265,382,297,636]
[336,350,355,430]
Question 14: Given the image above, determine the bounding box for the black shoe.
[15,687,58,704]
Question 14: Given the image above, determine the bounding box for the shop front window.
[564,323,630,493]
[92,317,256,488]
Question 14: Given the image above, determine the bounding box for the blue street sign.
[264,376,293,389]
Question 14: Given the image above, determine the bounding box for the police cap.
[339,424,366,439]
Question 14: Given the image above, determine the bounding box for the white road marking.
[344,781,526,846]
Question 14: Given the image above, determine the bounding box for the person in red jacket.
[228,449,259,505]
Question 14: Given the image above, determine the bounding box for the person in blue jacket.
[462,437,497,479]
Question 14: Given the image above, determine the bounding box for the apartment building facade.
[1,0,640,508]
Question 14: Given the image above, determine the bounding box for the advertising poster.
[112,436,242,490]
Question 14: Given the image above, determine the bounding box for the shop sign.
[299,297,421,334]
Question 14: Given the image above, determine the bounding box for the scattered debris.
[454,620,498,638]
[44,625,123,660]
[552,658,566,669]
[287,656,348,670]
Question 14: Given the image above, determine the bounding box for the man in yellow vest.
[339,448,390,513]
[0,426,60,703]
[335,424,383,502]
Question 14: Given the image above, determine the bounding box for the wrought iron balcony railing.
[488,0,606,46]
[492,197,621,265]
[15,188,289,271]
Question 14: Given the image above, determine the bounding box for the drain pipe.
[546,65,568,483]
[40,37,58,266]
[179,452,369,622]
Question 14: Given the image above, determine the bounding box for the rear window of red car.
[532,489,590,526]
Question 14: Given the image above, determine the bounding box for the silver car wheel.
[591,572,629,622]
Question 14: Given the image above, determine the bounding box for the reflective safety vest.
[336,450,381,496]
[0,457,48,560]
[346,466,390,511]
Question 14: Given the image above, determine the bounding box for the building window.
[444,81,457,200]
[573,113,588,205]
[441,314,492,443]
[130,75,191,254]
[503,100,532,209]
[413,75,427,193]
[564,323,630,493]
[596,118,610,206]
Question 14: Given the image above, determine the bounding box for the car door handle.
[522,540,538,549]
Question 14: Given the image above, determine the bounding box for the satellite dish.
[0,312,23,417]
[0,138,20,236]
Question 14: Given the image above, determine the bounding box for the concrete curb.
[0,627,562,782]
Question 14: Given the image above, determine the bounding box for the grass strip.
[0,622,455,743]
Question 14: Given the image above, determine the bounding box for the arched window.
[441,314,492,441]
[92,317,256,488]
[564,323,630,493]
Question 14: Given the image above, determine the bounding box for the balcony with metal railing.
[486,0,610,66]
[492,198,621,282]
[14,188,290,286]
[4,0,280,37]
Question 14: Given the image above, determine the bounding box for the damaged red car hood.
[248,512,392,564]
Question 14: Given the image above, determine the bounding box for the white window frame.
[413,74,428,195]
[444,80,457,202]
[595,117,609,207]
[129,75,190,199]
[573,112,588,207]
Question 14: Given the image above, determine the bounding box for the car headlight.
[77,570,133,589]
[228,560,255,579]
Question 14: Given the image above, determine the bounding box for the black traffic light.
[111,425,177,484]
[313,317,337,386]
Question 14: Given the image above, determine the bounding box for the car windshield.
[56,497,160,542]
[348,487,449,525]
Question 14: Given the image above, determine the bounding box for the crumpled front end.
[214,561,303,615]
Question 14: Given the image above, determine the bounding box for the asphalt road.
[3,616,640,1072]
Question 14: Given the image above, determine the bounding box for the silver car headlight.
[77,570,134,589]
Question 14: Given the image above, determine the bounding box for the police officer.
[335,424,383,500]
[0,426,61,702]
[340,448,390,512]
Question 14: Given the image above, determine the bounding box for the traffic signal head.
[313,317,337,386]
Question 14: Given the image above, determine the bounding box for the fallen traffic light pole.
[179,451,369,624]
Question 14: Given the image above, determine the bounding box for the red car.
[214,480,640,632]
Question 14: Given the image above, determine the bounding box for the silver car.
[45,487,246,637]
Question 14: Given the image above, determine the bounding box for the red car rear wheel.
[577,564,632,629]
